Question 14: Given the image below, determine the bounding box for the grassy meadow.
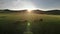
[0,12,60,34]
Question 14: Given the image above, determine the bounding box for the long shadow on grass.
[31,19,60,34]
[0,20,27,34]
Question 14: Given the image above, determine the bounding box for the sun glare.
[27,9,32,12]
[26,8,36,13]
[21,2,36,13]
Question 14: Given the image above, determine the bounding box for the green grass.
[0,13,60,34]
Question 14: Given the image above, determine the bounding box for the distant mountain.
[32,10,60,15]
[32,9,44,14]
[45,10,60,15]
[0,9,27,13]
[0,9,60,15]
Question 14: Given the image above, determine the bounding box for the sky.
[0,0,60,11]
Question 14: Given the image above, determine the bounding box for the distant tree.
[4,9,10,11]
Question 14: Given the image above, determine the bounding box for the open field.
[0,13,60,34]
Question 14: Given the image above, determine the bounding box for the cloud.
[0,0,22,9]
[0,0,60,10]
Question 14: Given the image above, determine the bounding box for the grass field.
[0,13,60,34]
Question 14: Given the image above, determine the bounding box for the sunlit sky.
[0,0,60,11]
